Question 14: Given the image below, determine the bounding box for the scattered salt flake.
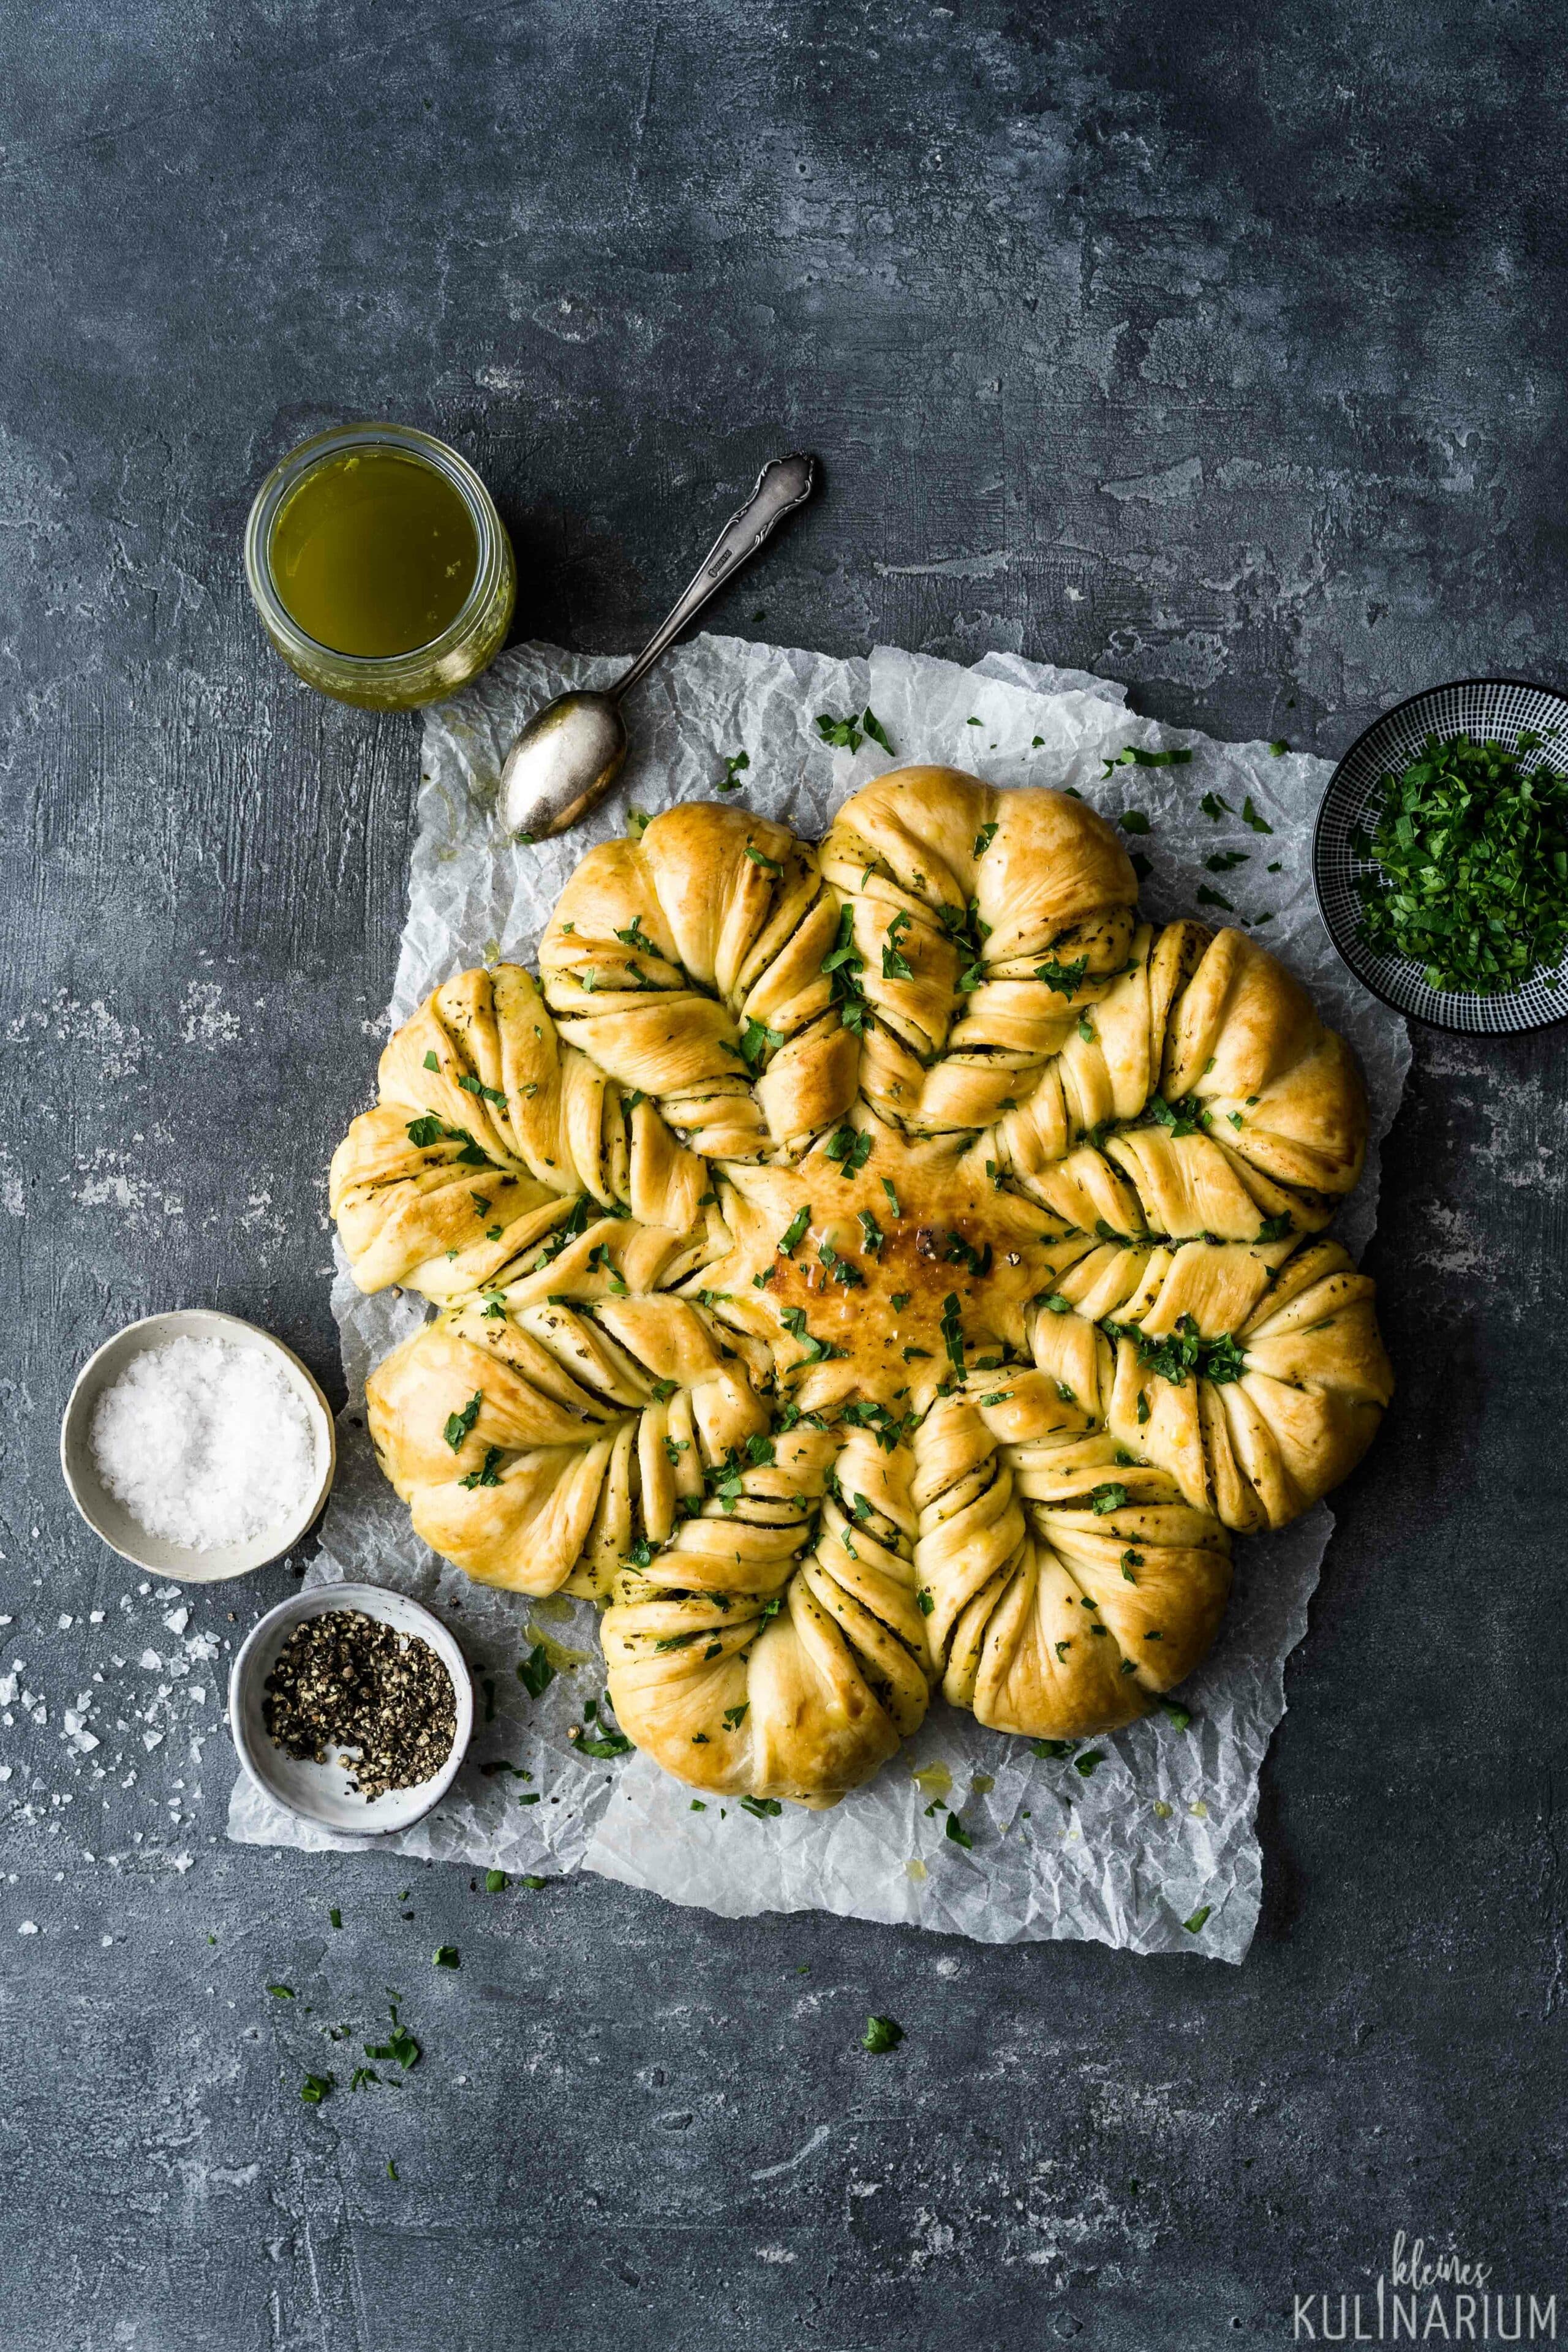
[143,1730,164,1751]
[138,1651,162,1671]
[100,1935,113,1947]
[17,1921,37,1936]
[0,1766,10,1781]
[88,1610,104,1624]
[170,1852,194,1873]
[162,1607,189,1637]
[58,1615,74,1629]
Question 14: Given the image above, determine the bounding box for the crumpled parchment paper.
[228,635,1410,1961]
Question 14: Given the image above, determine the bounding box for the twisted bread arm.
[330,962,709,1297]
[820,767,1140,1133]
[540,805,859,1159]
[913,1376,1232,1740]
[603,1426,935,1805]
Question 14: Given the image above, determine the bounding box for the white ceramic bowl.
[59,1308,337,1583]
[228,1581,473,1834]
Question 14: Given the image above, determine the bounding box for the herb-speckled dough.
[330,767,1392,1807]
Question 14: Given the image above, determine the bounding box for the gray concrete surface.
[2,2,1566,2345]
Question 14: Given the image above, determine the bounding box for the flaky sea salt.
[90,1335,318,1551]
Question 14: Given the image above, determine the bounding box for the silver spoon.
[497,451,816,840]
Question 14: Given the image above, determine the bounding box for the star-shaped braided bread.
[331,768,1392,1806]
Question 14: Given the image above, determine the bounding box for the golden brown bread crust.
[333,770,1391,1803]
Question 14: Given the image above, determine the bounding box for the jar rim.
[244,421,507,678]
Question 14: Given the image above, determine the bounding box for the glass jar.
[244,421,516,710]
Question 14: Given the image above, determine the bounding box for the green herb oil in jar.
[270,448,479,657]
[244,423,515,709]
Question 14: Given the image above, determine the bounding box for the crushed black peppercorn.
[263,1610,457,1799]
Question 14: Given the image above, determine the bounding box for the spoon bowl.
[499,689,627,839]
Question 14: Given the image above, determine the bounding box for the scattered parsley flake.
[824,1123,873,1177]
[442,1382,484,1439]
[1104,744,1193,775]
[1035,956,1088,997]
[739,1016,785,1068]
[458,1446,503,1490]
[518,1643,556,1700]
[881,908,916,980]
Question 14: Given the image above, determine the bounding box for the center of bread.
[741,1137,1056,1401]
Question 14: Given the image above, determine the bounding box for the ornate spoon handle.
[611,451,816,701]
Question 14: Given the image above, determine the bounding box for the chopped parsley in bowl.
[1353,729,1568,995]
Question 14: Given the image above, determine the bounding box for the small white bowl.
[59,1309,337,1583]
[228,1582,474,1834]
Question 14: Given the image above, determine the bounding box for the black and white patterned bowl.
[1313,676,1568,1034]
